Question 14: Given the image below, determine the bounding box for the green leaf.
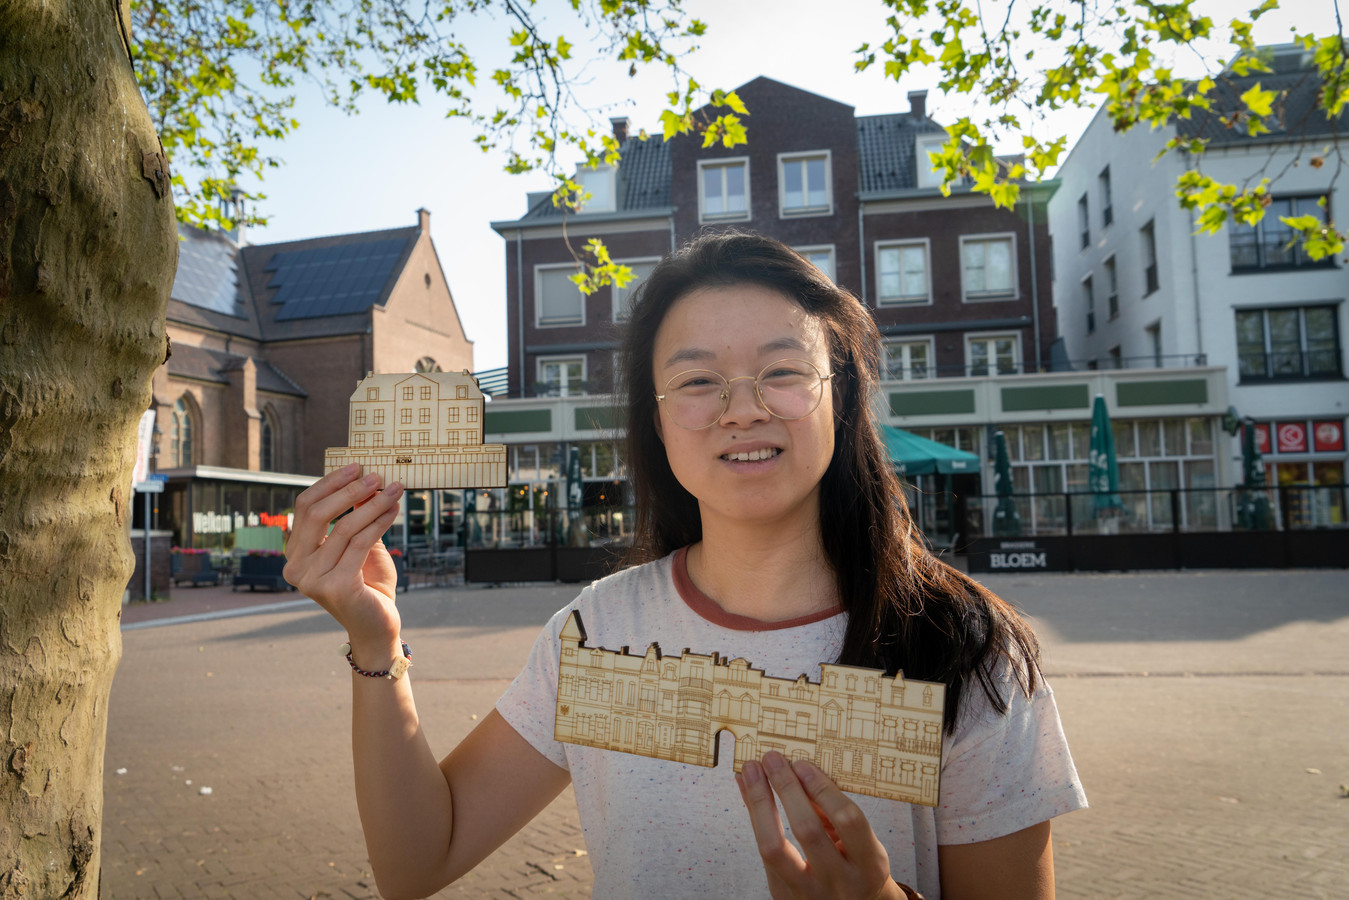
[1240,83,1276,117]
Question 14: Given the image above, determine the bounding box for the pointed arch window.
[171,397,195,467]
[260,409,279,471]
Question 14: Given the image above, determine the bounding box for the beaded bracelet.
[341,640,412,680]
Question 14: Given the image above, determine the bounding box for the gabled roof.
[515,134,673,223]
[167,343,308,397]
[1174,47,1347,145]
[857,113,948,194]
[238,225,420,340]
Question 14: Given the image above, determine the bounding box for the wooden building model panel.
[324,371,507,489]
[554,611,945,807]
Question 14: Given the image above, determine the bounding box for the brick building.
[483,77,1226,550]
[146,208,475,550]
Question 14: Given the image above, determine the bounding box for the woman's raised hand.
[283,464,405,650]
[736,751,905,900]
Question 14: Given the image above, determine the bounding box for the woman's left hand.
[736,751,905,900]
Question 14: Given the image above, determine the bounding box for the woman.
[284,232,1086,899]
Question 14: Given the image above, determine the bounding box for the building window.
[882,338,933,380]
[1083,275,1095,334]
[373,432,383,446]
[467,407,478,423]
[261,411,277,471]
[366,388,378,401]
[538,356,586,397]
[1141,220,1158,295]
[795,245,835,281]
[402,387,413,400]
[1230,195,1333,270]
[447,430,460,444]
[1099,166,1113,227]
[354,433,366,447]
[960,235,1017,301]
[574,165,616,213]
[448,407,460,423]
[1108,345,1123,369]
[170,397,194,467]
[418,431,430,446]
[400,408,412,425]
[915,135,947,189]
[613,258,659,322]
[400,432,412,447]
[457,385,468,399]
[419,408,430,424]
[966,333,1020,376]
[876,240,930,305]
[373,409,384,425]
[698,158,749,222]
[355,409,367,426]
[535,264,585,327]
[1235,305,1342,381]
[1104,256,1119,319]
[778,151,831,216]
[420,385,431,400]
[1077,194,1090,249]
[1146,322,1163,367]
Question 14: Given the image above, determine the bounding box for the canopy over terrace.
[881,425,981,476]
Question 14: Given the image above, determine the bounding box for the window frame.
[959,233,1020,302]
[1141,220,1159,296]
[881,336,936,381]
[697,157,751,224]
[964,331,1023,377]
[1099,166,1113,228]
[1228,194,1335,272]
[573,164,616,214]
[1082,273,1095,335]
[915,135,948,189]
[536,354,589,398]
[794,244,837,282]
[534,263,587,329]
[611,256,661,322]
[1234,303,1343,382]
[1104,255,1119,320]
[874,238,933,306]
[1077,193,1090,250]
[776,150,833,218]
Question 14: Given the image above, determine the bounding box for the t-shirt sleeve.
[494,601,579,770]
[935,670,1088,845]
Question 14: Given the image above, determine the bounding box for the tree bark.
[0,1,177,895]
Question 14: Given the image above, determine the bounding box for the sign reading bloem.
[554,611,946,806]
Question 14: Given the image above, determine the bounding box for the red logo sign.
[1276,421,1307,454]
[1254,423,1271,455]
[1313,420,1345,452]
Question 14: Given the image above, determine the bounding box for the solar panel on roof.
[269,236,409,320]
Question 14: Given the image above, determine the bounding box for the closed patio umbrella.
[1237,418,1272,530]
[1088,394,1125,526]
[992,430,1023,537]
[565,445,587,547]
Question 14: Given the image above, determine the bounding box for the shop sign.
[1254,423,1271,455]
[1276,421,1307,454]
[1313,420,1345,452]
[988,541,1049,570]
[193,510,293,534]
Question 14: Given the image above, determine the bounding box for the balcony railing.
[881,353,1208,381]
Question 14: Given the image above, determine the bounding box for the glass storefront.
[157,473,311,551]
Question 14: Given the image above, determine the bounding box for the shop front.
[154,465,318,552]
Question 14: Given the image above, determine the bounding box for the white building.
[1049,44,1347,526]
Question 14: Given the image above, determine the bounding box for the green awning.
[881,425,981,476]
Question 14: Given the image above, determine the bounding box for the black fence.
[460,506,633,583]
[962,485,1348,573]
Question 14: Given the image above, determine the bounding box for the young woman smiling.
[284,232,1086,899]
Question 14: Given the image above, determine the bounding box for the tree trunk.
[0,1,177,895]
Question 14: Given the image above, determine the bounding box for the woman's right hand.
[283,463,405,651]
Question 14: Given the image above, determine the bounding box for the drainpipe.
[1185,156,1205,364]
[669,214,676,252]
[1027,190,1043,372]
[858,200,868,305]
[516,229,525,396]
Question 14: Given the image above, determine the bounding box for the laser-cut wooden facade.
[555,611,945,806]
[324,371,507,490]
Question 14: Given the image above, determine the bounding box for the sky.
[240,0,1333,372]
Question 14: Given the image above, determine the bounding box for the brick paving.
[103,570,1349,898]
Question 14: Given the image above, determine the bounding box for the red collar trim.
[672,546,843,631]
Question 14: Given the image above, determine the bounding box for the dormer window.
[574,165,616,213]
[916,135,947,189]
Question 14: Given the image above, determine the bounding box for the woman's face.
[651,283,836,532]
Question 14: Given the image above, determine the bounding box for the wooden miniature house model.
[555,612,945,806]
[324,371,507,490]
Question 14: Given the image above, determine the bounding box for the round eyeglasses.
[655,358,834,430]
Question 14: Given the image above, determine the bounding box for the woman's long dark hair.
[619,231,1039,732]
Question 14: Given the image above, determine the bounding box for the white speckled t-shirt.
[496,549,1087,898]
